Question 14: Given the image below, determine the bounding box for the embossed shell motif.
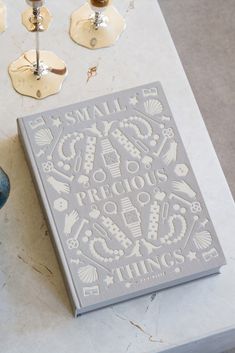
[35,128,53,146]
[193,231,212,250]
[144,99,163,115]
[78,265,98,284]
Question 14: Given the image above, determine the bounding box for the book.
[17,82,226,316]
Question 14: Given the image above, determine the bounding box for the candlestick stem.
[33,6,41,77]
[94,11,102,30]
[35,31,40,73]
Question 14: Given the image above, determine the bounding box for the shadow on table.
[0,135,72,318]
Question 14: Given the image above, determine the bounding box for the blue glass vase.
[0,167,10,209]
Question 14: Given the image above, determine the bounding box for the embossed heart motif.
[89,208,101,219]
[142,155,153,167]
[78,175,89,184]
[155,191,166,201]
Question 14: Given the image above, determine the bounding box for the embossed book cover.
[18,82,226,316]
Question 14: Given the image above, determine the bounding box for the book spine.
[17,118,81,317]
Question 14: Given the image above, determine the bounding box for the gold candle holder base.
[0,1,6,33]
[8,50,67,99]
[70,3,126,49]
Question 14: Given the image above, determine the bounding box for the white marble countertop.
[0,1,235,352]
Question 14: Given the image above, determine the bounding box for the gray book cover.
[17,82,226,316]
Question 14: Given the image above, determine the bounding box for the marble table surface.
[0,1,235,352]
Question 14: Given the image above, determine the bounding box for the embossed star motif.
[125,282,132,288]
[52,117,62,128]
[36,149,45,157]
[187,251,197,261]
[175,267,181,273]
[200,218,209,228]
[104,275,114,286]
[129,96,138,106]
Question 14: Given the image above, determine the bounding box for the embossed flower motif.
[174,163,189,177]
[162,128,174,139]
[53,197,68,212]
[67,238,79,250]
[191,201,202,214]
[42,161,54,173]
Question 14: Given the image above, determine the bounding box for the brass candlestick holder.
[0,1,6,33]
[70,0,126,49]
[9,0,67,99]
